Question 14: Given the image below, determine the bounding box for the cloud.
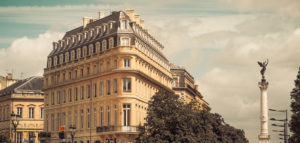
[0,31,63,78]
[219,0,300,18]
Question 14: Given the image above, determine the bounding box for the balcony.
[38,132,51,140]
[96,126,139,133]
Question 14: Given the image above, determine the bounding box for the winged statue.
[258,59,268,80]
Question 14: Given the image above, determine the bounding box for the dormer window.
[120,37,130,46]
[108,37,114,49]
[78,35,81,42]
[110,23,113,29]
[103,25,106,32]
[90,30,93,38]
[120,20,127,29]
[84,32,87,39]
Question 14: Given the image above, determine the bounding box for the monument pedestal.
[258,80,270,143]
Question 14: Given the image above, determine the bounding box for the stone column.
[258,80,270,143]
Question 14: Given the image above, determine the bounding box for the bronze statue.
[258,59,268,81]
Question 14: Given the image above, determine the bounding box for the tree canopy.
[289,67,300,143]
[136,90,248,143]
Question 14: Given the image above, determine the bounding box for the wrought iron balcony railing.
[96,126,139,133]
[38,132,51,138]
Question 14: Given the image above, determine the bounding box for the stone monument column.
[258,80,270,143]
[257,59,270,143]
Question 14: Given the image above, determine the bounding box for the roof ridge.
[14,77,35,92]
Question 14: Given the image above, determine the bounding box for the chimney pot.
[98,11,105,19]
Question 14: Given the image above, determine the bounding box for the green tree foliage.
[289,67,300,143]
[136,90,248,143]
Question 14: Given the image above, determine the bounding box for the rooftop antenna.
[20,72,24,80]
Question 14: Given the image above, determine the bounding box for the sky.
[1,0,300,142]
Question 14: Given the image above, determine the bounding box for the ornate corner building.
[0,76,44,143]
[41,10,209,143]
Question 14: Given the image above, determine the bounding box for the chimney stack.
[195,85,199,91]
[98,11,105,19]
[83,17,95,28]
[140,19,145,29]
[6,73,12,80]
[125,9,135,20]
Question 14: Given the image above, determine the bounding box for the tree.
[136,90,248,143]
[289,67,300,143]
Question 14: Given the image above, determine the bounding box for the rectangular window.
[121,37,130,46]
[123,78,131,92]
[100,107,103,126]
[99,63,103,72]
[94,108,97,127]
[57,91,61,104]
[68,89,72,102]
[113,79,118,93]
[87,109,90,128]
[51,114,54,131]
[80,109,84,128]
[94,65,97,74]
[62,112,66,125]
[106,80,111,95]
[107,106,110,126]
[51,92,55,105]
[17,132,22,143]
[123,104,130,126]
[94,83,97,97]
[81,69,84,77]
[68,111,72,127]
[29,107,34,119]
[107,61,110,71]
[81,86,84,100]
[120,20,127,29]
[40,108,44,119]
[87,67,90,75]
[114,60,117,69]
[69,72,72,80]
[17,107,22,118]
[87,85,91,98]
[100,82,104,96]
[75,87,78,101]
[114,104,117,125]
[75,70,78,79]
[74,111,78,128]
[124,59,130,67]
[63,90,66,103]
[57,113,60,131]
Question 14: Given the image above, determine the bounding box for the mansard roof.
[63,11,126,38]
[0,76,43,96]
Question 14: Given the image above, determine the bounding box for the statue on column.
[258,59,268,82]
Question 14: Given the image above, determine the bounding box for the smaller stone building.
[170,64,210,110]
[0,73,19,91]
[0,76,44,143]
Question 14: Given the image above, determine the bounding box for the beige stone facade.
[41,9,209,143]
[0,73,18,91]
[0,76,44,143]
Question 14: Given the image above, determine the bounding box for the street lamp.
[269,108,289,143]
[69,124,76,143]
[11,112,21,143]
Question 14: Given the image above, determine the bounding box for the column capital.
[258,81,268,90]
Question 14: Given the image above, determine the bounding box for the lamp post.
[69,124,76,143]
[10,112,20,143]
[269,109,289,143]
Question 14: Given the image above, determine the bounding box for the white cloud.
[0,31,63,78]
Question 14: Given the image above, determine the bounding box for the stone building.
[170,64,210,110]
[0,76,44,143]
[41,10,209,143]
[0,73,19,91]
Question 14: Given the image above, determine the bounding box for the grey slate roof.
[0,76,44,96]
